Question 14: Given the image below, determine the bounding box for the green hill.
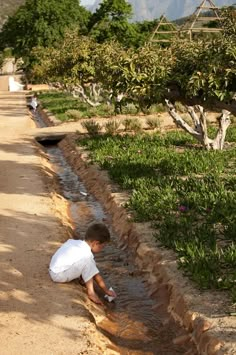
[0,0,25,28]
[89,0,236,21]
[1,0,235,30]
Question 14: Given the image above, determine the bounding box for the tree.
[88,0,137,47]
[89,0,132,26]
[0,0,90,59]
[221,5,236,40]
[31,30,96,83]
[170,37,236,102]
[94,42,173,112]
[132,19,159,47]
[30,31,102,106]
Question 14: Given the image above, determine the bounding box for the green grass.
[38,91,114,121]
[77,130,236,301]
[38,91,167,121]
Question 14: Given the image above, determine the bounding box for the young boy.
[49,222,116,305]
[29,94,38,112]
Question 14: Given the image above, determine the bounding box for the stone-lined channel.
[32,104,197,354]
[37,141,196,355]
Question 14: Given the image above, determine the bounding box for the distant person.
[29,94,38,112]
[49,222,117,305]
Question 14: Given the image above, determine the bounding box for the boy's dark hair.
[85,222,110,243]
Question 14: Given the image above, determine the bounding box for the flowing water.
[41,143,197,355]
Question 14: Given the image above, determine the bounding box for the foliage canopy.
[0,0,90,58]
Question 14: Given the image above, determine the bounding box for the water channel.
[33,107,198,354]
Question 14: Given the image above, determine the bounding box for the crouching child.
[49,222,116,305]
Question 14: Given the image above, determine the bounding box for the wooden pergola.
[180,0,224,40]
[148,15,179,44]
[148,0,225,45]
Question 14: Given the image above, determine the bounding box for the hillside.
[89,0,236,21]
[0,0,25,27]
[0,0,235,29]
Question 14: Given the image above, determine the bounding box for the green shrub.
[181,113,193,126]
[174,101,187,113]
[146,117,161,130]
[230,114,236,124]
[122,103,138,115]
[123,118,133,131]
[148,103,166,114]
[104,120,120,135]
[81,120,101,136]
[129,119,142,133]
[66,109,83,120]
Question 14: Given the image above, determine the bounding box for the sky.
[80,0,95,5]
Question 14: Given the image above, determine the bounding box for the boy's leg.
[85,278,103,305]
[49,263,82,283]
[78,276,85,286]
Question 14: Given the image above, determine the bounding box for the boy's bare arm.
[94,273,116,297]
[94,273,108,292]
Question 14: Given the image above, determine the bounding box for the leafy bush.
[122,103,138,115]
[174,101,187,113]
[81,120,102,136]
[149,103,166,114]
[146,117,161,130]
[104,120,120,135]
[66,109,83,120]
[123,118,133,131]
[129,118,142,132]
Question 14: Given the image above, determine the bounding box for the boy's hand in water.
[106,288,117,298]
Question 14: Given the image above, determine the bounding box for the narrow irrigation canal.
[33,108,198,354]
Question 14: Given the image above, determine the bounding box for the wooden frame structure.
[148,15,179,44]
[180,0,224,40]
[148,0,224,45]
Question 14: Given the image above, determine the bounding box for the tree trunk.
[212,110,231,150]
[72,85,101,107]
[165,100,231,150]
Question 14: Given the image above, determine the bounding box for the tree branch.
[196,105,214,150]
[187,106,202,134]
[72,85,101,107]
[165,100,202,142]
[165,100,231,150]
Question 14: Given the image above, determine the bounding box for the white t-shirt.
[30,97,38,110]
[49,239,99,283]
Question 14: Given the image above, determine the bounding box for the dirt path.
[0,92,110,355]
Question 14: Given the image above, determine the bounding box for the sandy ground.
[0,92,110,355]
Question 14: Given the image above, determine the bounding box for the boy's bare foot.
[88,292,103,305]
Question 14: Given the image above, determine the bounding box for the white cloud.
[81,0,95,5]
